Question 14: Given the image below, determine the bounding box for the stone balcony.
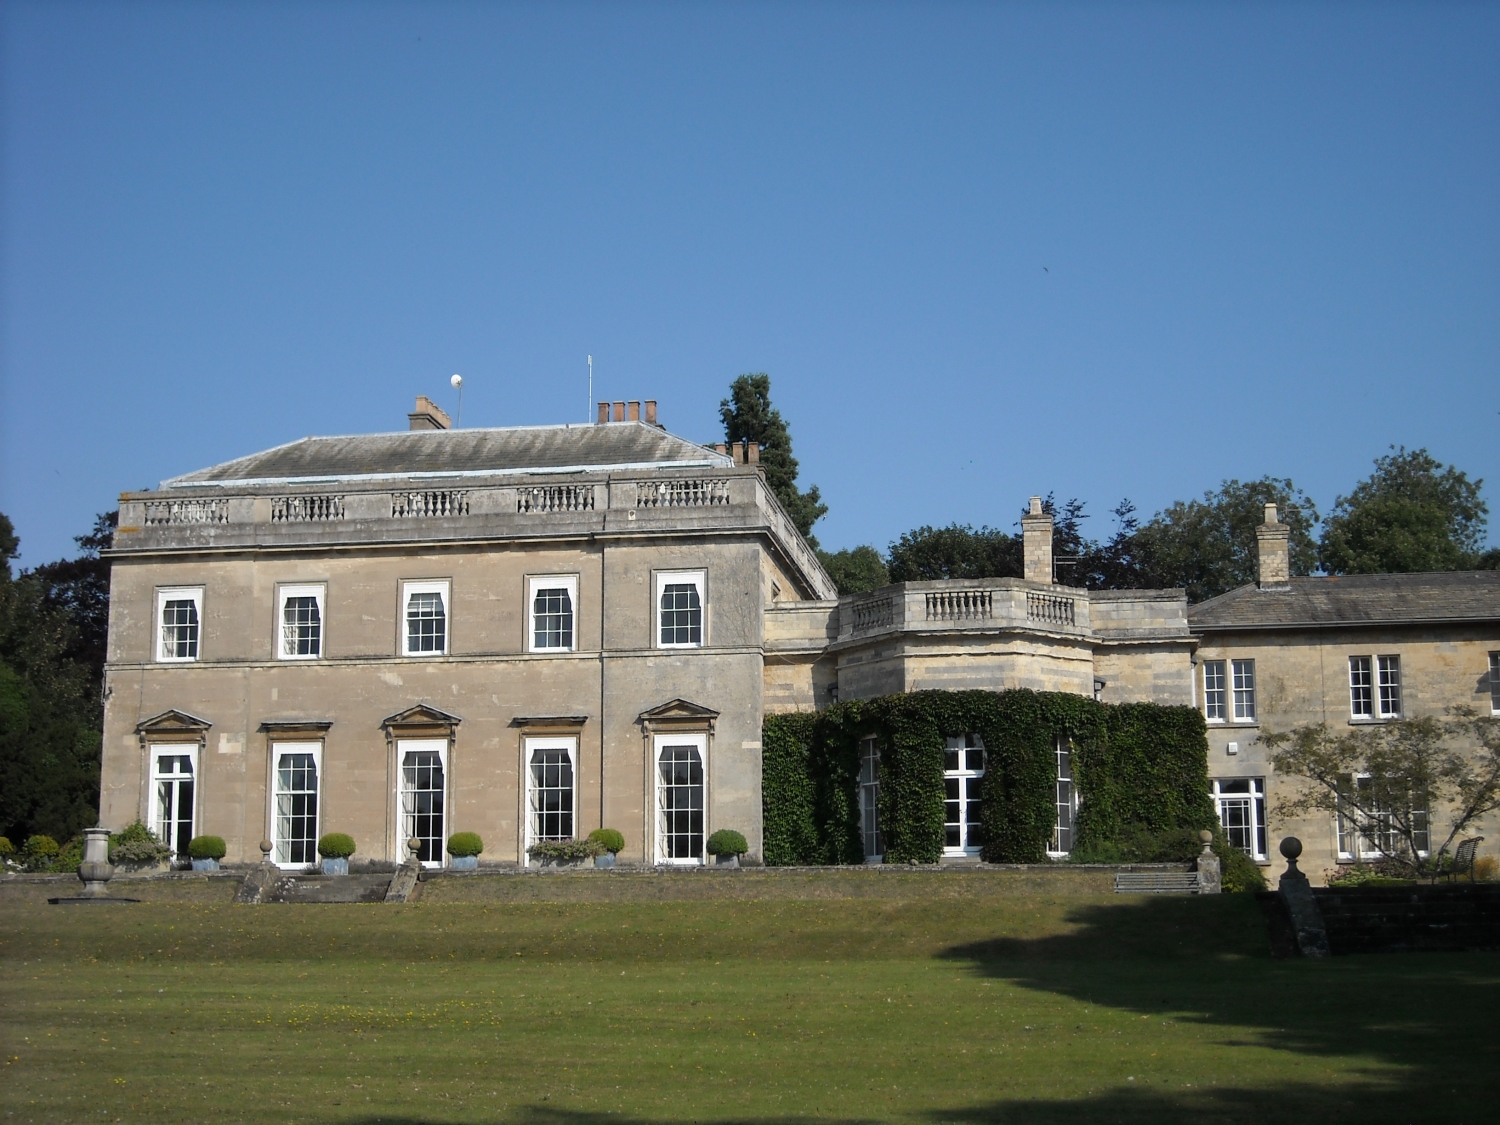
[836,578,1095,644]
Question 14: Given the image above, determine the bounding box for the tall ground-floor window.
[943,734,985,856]
[1050,736,1077,856]
[525,737,576,861]
[272,742,321,867]
[656,734,705,864]
[1212,777,1266,861]
[148,746,197,862]
[1337,776,1428,861]
[399,739,447,866]
[858,736,883,861]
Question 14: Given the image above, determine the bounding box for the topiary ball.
[317,832,356,859]
[706,829,748,857]
[188,835,227,860]
[588,828,625,855]
[446,832,483,857]
[0,836,14,857]
[23,834,60,858]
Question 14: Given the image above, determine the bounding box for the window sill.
[1206,721,1260,730]
[1348,718,1401,726]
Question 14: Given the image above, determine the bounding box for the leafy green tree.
[886,524,1021,582]
[816,545,889,595]
[1319,447,1489,574]
[720,374,827,540]
[0,511,112,842]
[1130,477,1320,602]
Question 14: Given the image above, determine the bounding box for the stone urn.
[76,828,115,898]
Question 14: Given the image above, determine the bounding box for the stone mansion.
[99,397,1500,881]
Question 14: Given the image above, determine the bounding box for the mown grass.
[1,870,1495,1124]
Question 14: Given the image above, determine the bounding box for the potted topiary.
[317,833,356,875]
[447,832,483,870]
[706,829,748,868]
[527,837,604,869]
[107,823,173,874]
[188,835,227,872]
[588,828,625,868]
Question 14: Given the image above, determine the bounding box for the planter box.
[113,859,170,877]
[537,856,588,869]
[449,855,478,870]
[594,853,616,869]
[713,854,741,868]
[320,857,350,876]
[190,858,219,872]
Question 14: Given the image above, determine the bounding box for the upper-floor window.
[156,587,204,662]
[529,576,577,652]
[656,570,705,648]
[278,585,325,660]
[402,580,449,656]
[1231,659,1256,722]
[1491,652,1500,715]
[1349,655,1401,719]
[1203,661,1226,722]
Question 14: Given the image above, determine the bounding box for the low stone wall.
[1260,883,1500,957]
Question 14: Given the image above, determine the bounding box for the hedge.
[763,688,1214,866]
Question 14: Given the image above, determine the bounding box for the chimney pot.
[628,401,640,421]
[612,401,625,422]
[1021,496,1054,584]
[408,395,452,431]
[1029,495,1043,516]
[597,402,610,425]
[644,400,658,425]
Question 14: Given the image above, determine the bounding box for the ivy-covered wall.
[762,688,1212,865]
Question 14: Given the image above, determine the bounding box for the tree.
[816,545,889,595]
[720,374,828,540]
[0,511,112,843]
[1130,477,1320,602]
[1319,447,1489,574]
[1263,711,1500,880]
[886,524,1021,582]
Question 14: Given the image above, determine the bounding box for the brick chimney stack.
[597,402,609,424]
[1021,496,1054,584]
[1256,502,1291,589]
[408,396,452,431]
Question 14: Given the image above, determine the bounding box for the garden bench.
[1441,837,1484,883]
[1113,870,1201,895]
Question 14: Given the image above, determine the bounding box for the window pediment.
[135,709,213,739]
[639,698,719,733]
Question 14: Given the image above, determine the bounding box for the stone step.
[265,874,393,904]
[1113,872,1200,895]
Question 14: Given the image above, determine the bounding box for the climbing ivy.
[762,688,1212,866]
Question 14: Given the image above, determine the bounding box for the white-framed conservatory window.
[1231,659,1256,722]
[398,738,448,867]
[656,570,706,648]
[277,584,325,660]
[147,744,198,861]
[1050,736,1077,856]
[155,587,204,662]
[524,736,577,861]
[401,580,450,656]
[858,735,883,862]
[1336,775,1429,860]
[528,575,577,652]
[1212,777,1266,861]
[1202,661,1226,723]
[943,734,985,856]
[271,741,321,868]
[655,733,706,864]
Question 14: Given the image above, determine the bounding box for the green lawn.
[1,870,1495,1124]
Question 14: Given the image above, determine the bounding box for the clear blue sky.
[3,1,1496,567]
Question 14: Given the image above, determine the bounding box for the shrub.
[23,834,60,859]
[188,835,227,860]
[109,822,173,866]
[1325,859,1414,888]
[1473,854,1498,883]
[1216,840,1267,893]
[447,832,484,857]
[588,828,625,855]
[528,838,603,861]
[0,837,13,857]
[317,833,356,859]
[51,836,84,875]
[706,829,748,856]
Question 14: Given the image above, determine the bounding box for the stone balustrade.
[839,580,1090,641]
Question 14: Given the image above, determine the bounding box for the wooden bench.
[1113,871,1201,895]
[1441,837,1485,883]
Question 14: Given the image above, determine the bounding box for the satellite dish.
[450,373,463,389]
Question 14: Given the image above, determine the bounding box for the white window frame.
[654,732,707,865]
[523,736,578,863]
[146,743,199,861]
[1349,655,1374,718]
[1202,660,1227,723]
[270,741,322,869]
[655,569,707,649]
[400,579,451,656]
[858,735,883,863]
[1376,655,1402,719]
[1350,654,1402,720]
[155,586,204,663]
[527,575,579,653]
[1212,777,1267,862]
[276,584,326,660]
[1231,658,1256,722]
[396,737,449,867]
[1336,773,1430,861]
[1049,735,1078,857]
[943,734,985,857]
[1491,651,1500,716]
